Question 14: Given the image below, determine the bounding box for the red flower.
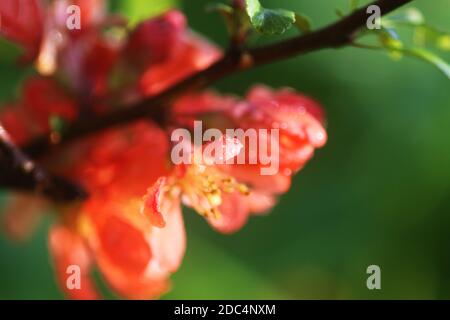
[124,10,187,68]
[122,10,222,97]
[45,122,185,299]
[0,0,44,62]
[49,224,99,300]
[237,86,327,174]
[0,5,327,299]
[0,0,107,70]
[167,86,328,233]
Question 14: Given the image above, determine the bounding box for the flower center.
[175,164,249,219]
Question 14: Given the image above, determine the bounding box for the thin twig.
[0,0,412,201]
[0,125,88,202]
[23,0,412,158]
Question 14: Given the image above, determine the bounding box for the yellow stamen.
[176,164,250,220]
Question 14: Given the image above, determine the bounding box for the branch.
[24,0,412,158]
[0,125,87,202]
[0,0,412,202]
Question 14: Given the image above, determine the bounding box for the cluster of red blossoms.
[0,1,327,299]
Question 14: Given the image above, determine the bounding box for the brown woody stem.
[1,0,412,201]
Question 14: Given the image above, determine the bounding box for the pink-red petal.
[48,225,99,300]
[142,177,167,228]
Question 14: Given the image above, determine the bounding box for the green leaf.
[294,13,312,34]
[245,0,296,35]
[381,7,450,53]
[404,48,450,79]
[111,0,178,26]
[356,22,450,79]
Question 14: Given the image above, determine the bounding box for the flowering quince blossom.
[0,1,327,299]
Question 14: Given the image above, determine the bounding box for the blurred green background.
[0,0,449,299]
